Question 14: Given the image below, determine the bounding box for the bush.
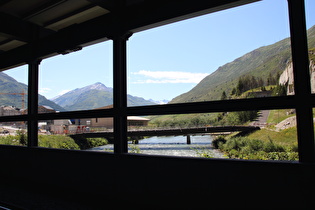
[0,135,21,146]
[246,139,264,151]
[16,130,27,145]
[38,135,80,150]
[263,141,285,152]
[0,130,28,146]
[218,137,298,161]
[212,136,226,149]
[86,138,108,148]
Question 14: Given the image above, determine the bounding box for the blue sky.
[6,0,315,102]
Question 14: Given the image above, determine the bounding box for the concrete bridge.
[70,126,260,144]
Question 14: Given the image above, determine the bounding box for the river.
[89,135,225,158]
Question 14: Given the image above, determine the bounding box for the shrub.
[16,130,27,146]
[0,135,21,146]
[212,136,226,149]
[246,139,264,151]
[263,142,285,152]
[218,136,298,161]
[38,135,80,150]
[129,144,141,154]
[86,138,108,148]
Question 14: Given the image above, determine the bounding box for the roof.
[39,105,54,110]
[0,0,258,71]
[94,105,113,110]
[127,116,150,121]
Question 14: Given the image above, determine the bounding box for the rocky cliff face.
[279,59,315,94]
[311,59,315,93]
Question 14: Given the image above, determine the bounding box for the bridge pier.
[186,135,191,144]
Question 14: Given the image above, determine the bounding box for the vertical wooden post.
[27,59,41,147]
[113,32,132,154]
[288,0,315,162]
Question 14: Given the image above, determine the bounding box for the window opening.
[39,41,113,112]
[127,110,298,161]
[0,121,27,146]
[38,117,113,151]
[127,0,292,107]
[305,0,315,93]
[0,65,28,115]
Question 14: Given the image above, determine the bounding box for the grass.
[247,127,297,147]
[267,109,295,124]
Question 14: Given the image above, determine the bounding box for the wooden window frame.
[0,0,314,163]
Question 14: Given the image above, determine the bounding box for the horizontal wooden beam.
[0,12,54,42]
[127,96,301,116]
[0,95,306,122]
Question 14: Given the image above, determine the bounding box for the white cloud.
[132,70,208,84]
[39,87,51,94]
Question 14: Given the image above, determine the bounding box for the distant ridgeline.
[0,76,155,112]
[0,72,65,111]
[51,82,156,111]
[170,25,315,103]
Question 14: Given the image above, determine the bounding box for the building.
[0,1,314,209]
[90,116,150,128]
[91,106,150,128]
[0,106,20,116]
[22,105,56,114]
[127,116,150,127]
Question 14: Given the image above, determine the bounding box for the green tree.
[221,91,227,100]
[240,111,258,123]
[272,84,287,96]
[231,87,236,95]
[236,78,244,96]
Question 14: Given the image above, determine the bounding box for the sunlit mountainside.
[170,25,315,103]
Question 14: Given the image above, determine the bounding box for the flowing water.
[89,135,225,158]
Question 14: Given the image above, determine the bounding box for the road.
[251,110,270,127]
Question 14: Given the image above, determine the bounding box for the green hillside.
[170,25,315,103]
[0,72,65,111]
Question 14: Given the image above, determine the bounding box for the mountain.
[0,72,65,111]
[52,82,113,109]
[52,82,156,111]
[170,25,315,103]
